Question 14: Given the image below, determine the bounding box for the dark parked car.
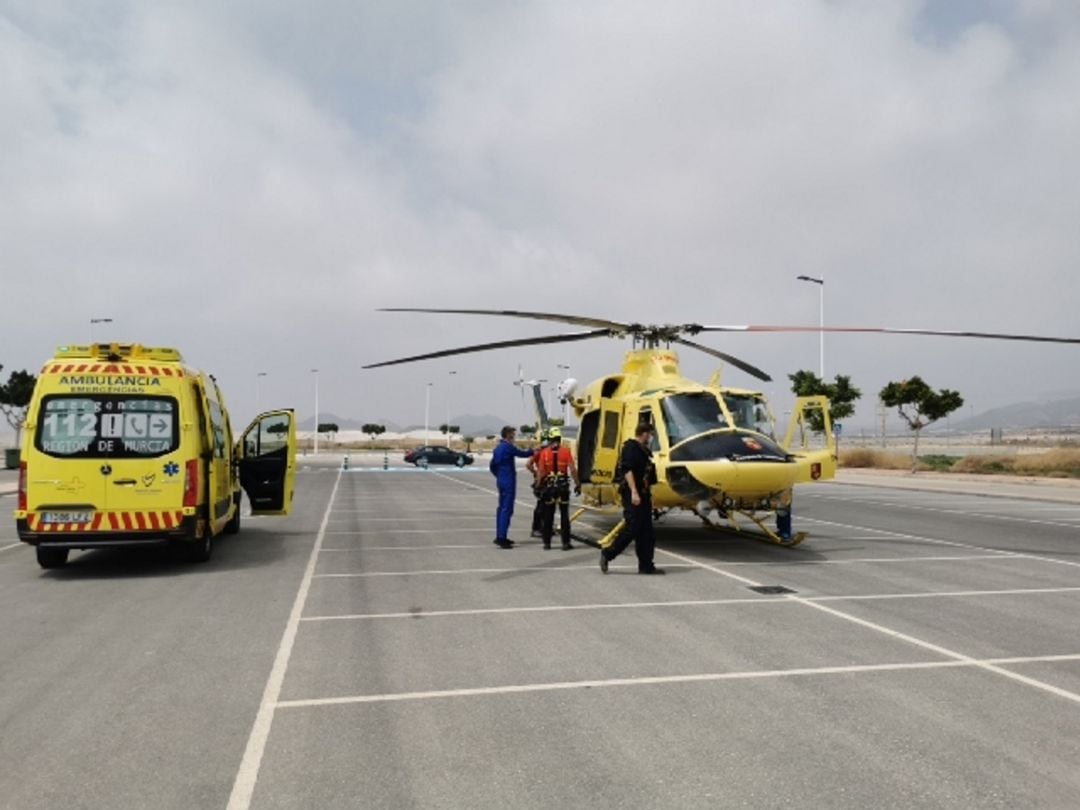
[404,445,474,467]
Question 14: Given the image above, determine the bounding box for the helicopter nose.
[667,459,799,499]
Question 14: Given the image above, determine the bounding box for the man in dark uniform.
[599,421,664,575]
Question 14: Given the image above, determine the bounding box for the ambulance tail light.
[18,461,27,512]
[183,460,199,508]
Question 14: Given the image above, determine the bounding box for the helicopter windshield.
[661,393,729,445]
[722,394,773,436]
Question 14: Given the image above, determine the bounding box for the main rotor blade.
[363,329,614,369]
[673,337,772,382]
[694,325,1080,344]
[378,307,630,332]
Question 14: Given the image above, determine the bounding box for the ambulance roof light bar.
[55,344,184,363]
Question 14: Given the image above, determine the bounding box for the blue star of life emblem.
[163,461,180,477]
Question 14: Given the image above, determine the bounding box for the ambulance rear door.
[29,396,110,526]
[92,394,184,526]
[237,410,296,516]
[31,394,182,526]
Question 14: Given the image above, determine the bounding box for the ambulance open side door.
[237,409,297,515]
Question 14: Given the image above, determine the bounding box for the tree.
[315,421,339,447]
[438,423,461,436]
[463,436,475,452]
[519,424,537,437]
[360,423,384,441]
[879,376,963,470]
[0,367,37,447]
[788,370,861,433]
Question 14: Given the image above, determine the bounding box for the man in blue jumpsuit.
[490,425,535,549]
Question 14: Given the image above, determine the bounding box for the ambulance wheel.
[36,546,69,569]
[186,533,213,563]
[224,498,241,535]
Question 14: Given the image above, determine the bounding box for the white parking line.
[325,528,493,535]
[320,544,503,551]
[797,597,1080,706]
[301,595,793,621]
[715,553,1016,567]
[814,585,1080,603]
[328,517,488,523]
[804,516,1080,573]
[313,564,698,578]
[666,522,1080,708]
[274,652,1080,710]
[330,509,491,514]
[227,469,342,810]
[299,584,1080,623]
[811,492,1080,531]
[0,542,23,554]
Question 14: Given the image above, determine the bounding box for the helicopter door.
[576,411,599,482]
[590,401,623,484]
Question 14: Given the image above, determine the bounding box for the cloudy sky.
[2,0,1078,435]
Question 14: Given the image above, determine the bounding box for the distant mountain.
[947,395,1080,431]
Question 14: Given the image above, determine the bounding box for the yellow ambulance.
[14,343,296,568]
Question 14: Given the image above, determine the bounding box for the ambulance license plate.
[41,511,92,524]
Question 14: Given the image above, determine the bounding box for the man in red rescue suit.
[526,428,552,538]
[534,426,580,550]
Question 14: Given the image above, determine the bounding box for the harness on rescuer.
[539,427,573,504]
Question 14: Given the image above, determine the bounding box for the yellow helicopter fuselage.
[568,349,835,514]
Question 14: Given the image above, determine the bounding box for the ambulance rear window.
[35,395,180,459]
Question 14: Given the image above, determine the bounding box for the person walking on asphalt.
[490,425,535,549]
[600,421,664,574]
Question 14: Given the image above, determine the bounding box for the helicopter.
[365,308,1080,547]
[364,309,843,547]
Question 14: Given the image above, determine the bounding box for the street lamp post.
[445,371,457,447]
[796,275,825,378]
[89,317,113,344]
[311,368,320,454]
[424,382,433,445]
[255,372,268,413]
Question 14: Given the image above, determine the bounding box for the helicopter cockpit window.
[638,408,660,451]
[661,393,728,445]
[723,394,774,436]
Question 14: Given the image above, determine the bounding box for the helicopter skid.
[688,506,806,547]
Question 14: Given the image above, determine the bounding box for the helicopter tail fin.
[513,367,552,434]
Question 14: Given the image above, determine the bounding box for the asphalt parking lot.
[2,461,1080,808]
